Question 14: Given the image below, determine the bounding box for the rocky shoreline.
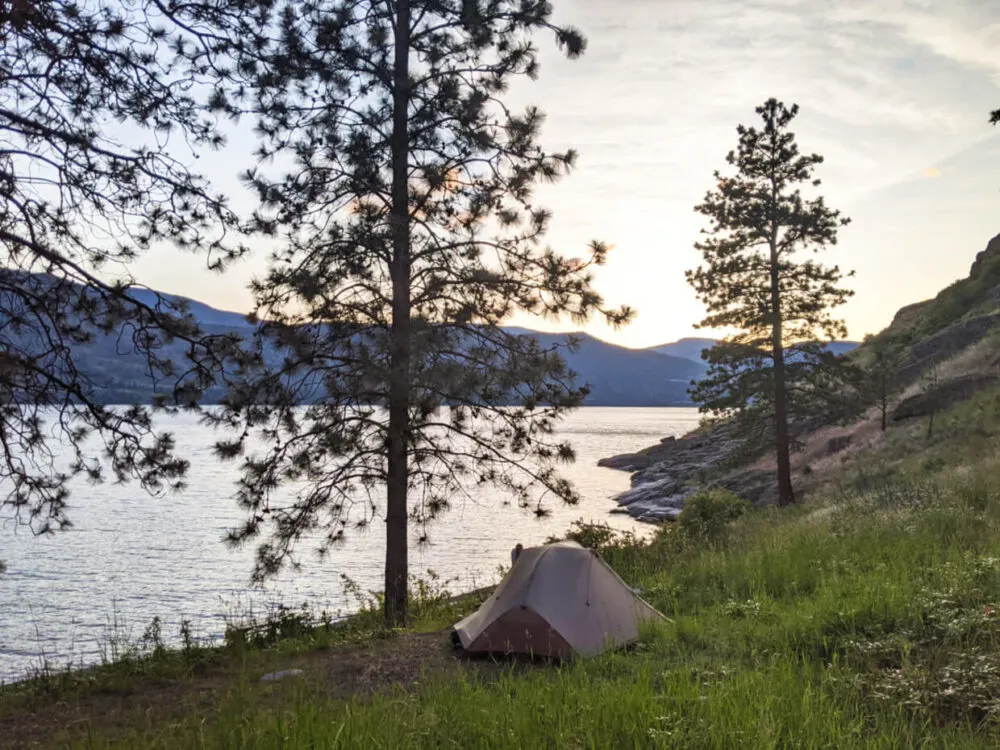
[599,424,777,523]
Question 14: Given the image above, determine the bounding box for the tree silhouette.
[0,1,246,532]
[210,0,629,625]
[687,99,852,507]
[855,335,905,432]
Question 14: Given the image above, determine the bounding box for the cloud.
[132,0,1000,348]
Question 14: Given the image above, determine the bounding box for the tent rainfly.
[452,541,667,659]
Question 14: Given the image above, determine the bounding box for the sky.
[132,0,1000,350]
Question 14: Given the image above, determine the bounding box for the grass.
[7,391,1000,747]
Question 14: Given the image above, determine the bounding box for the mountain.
[12,279,706,407]
[504,328,706,406]
[819,341,860,357]
[127,303,707,405]
[646,337,859,364]
[126,288,254,330]
[644,337,718,362]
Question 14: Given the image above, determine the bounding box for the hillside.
[882,233,1000,343]
[867,232,1000,387]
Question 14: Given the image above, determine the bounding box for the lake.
[0,406,699,683]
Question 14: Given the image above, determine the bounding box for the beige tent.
[453,541,666,659]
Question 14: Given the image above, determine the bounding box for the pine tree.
[854,335,905,431]
[686,99,852,507]
[0,1,247,531]
[211,0,629,625]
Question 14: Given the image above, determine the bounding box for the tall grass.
[77,658,1000,749]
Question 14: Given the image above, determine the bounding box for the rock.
[897,314,1000,385]
[628,501,684,522]
[597,454,645,470]
[890,299,933,329]
[619,466,780,523]
[717,468,779,506]
[614,475,685,507]
[826,435,852,455]
[260,669,305,683]
[659,436,677,444]
[597,433,690,471]
[600,420,781,522]
[969,233,1000,280]
[638,507,683,523]
[892,374,999,421]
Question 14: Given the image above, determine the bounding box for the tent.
[453,541,666,659]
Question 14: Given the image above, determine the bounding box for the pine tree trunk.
[769,233,795,507]
[385,0,411,628]
[880,371,888,431]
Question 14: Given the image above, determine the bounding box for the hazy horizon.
[128,0,1000,349]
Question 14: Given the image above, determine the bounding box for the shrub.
[677,489,749,543]
[549,520,641,553]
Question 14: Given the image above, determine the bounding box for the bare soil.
[1,630,535,749]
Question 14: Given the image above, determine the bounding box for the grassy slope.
[3,384,1000,747]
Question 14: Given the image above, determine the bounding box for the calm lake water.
[0,407,699,683]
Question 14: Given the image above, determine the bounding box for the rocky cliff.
[969,233,1000,281]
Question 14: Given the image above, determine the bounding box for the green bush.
[549,519,641,552]
[677,489,749,544]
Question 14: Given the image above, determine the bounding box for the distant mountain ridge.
[8,276,712,406]
[126,288,254,330]
[645,337,859,364]
[644,338,719,362]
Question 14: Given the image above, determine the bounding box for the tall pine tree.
[211,0,629,625]
[686,99,852,507]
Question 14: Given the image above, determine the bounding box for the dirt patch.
[791,411,886,483]
[0,631,538,749]
[320,631,460,698]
